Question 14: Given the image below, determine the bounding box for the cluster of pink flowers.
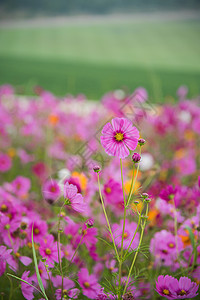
[0,84,199,299]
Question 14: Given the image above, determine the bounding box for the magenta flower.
[0,245,12,277]
[28,219,48,243]
[53,275,80,300]
[159,185,177,202]
[78,268,101,299]
[100,117,139,159]
[39,234,60,267]
[112,219,139,250]
[11,176,31,197]
[42,179,61,203]
[150,230,183,268]
[156,275,177,299]
[0,153,12,172]
[21,271,34,300]
[171,276,199,299]
[156,275,199,299]
[31,261,49,289]
[64,182,86,213]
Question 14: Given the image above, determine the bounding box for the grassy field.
[0,13,200,101]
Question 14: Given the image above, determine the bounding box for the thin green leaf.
[185,226,195,249]
[185,225,198,266]
[98,236,114,249]
[7,273,45,298]
[31,225,49,300]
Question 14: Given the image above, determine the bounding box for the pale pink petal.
[114,142,130,159]
[124,137,138,151]
[64,183,77,199]
[20,256,32,266]
[111,118,125,132]
[102,122,114,136]
[71,194,86,213]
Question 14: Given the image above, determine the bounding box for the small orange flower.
[48,114,59,125]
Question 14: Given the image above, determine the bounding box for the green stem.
[126,147,141,206]
[123,204,148,295]
[57,202,65,300]
[118,159,127,294]
[7,275,13,300]
[97,174,120,262]
[44,264,56,300]
[68,232,86,266]
[125,200,144,256]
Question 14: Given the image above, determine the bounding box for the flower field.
[0,84,199,299]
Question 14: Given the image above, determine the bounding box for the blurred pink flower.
[42,179,61,203]
[112,219,139,251]
[0,153,12,172]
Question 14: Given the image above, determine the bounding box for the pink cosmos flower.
[21,271,34,300]
[11,176,31,197]
[150,230,183,268]
[78,268,101,299]
[39,234,60,267]
[28,219,48,243]
[53,275,79,300]
[30,261,49,289]
[155,275,199,299]
[0,245,12,277]
[64,182,86,213]
[32,162,48,181]
[112,219,139,250]
[42,179,61,203]
[100,117,139,159]
[0,153,12,172]
[159,185,177,202]
[0,215,21,248]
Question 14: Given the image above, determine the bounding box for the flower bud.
[144,197,151,203]
[122,292,135,300]
[138,138,146,146]
[86,218,94,228]
[132,153,141,163]
[41,257,47,262]
[133,200,139,205]
[93,165,101,173]
[141,193,149,199]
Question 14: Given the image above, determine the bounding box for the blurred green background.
[0,0,200,101]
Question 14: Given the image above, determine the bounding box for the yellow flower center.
[123,232,129,239]
[163,289,170,295]
[63,289,68,296]
[34,228,40,235]
[179,289,187,296]
[50,186,56,192]
[105,187,111,194]
[115,132,124,141]
[1,204,8,212]
[15,252,21,258]
[65,250,69,256]
[83,282,90,288]
[45,248,51,255]
[162,249,168,254]
[39,268,43,275]
[168,243,175,248]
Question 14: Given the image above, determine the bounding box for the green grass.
[0,16,200,100]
